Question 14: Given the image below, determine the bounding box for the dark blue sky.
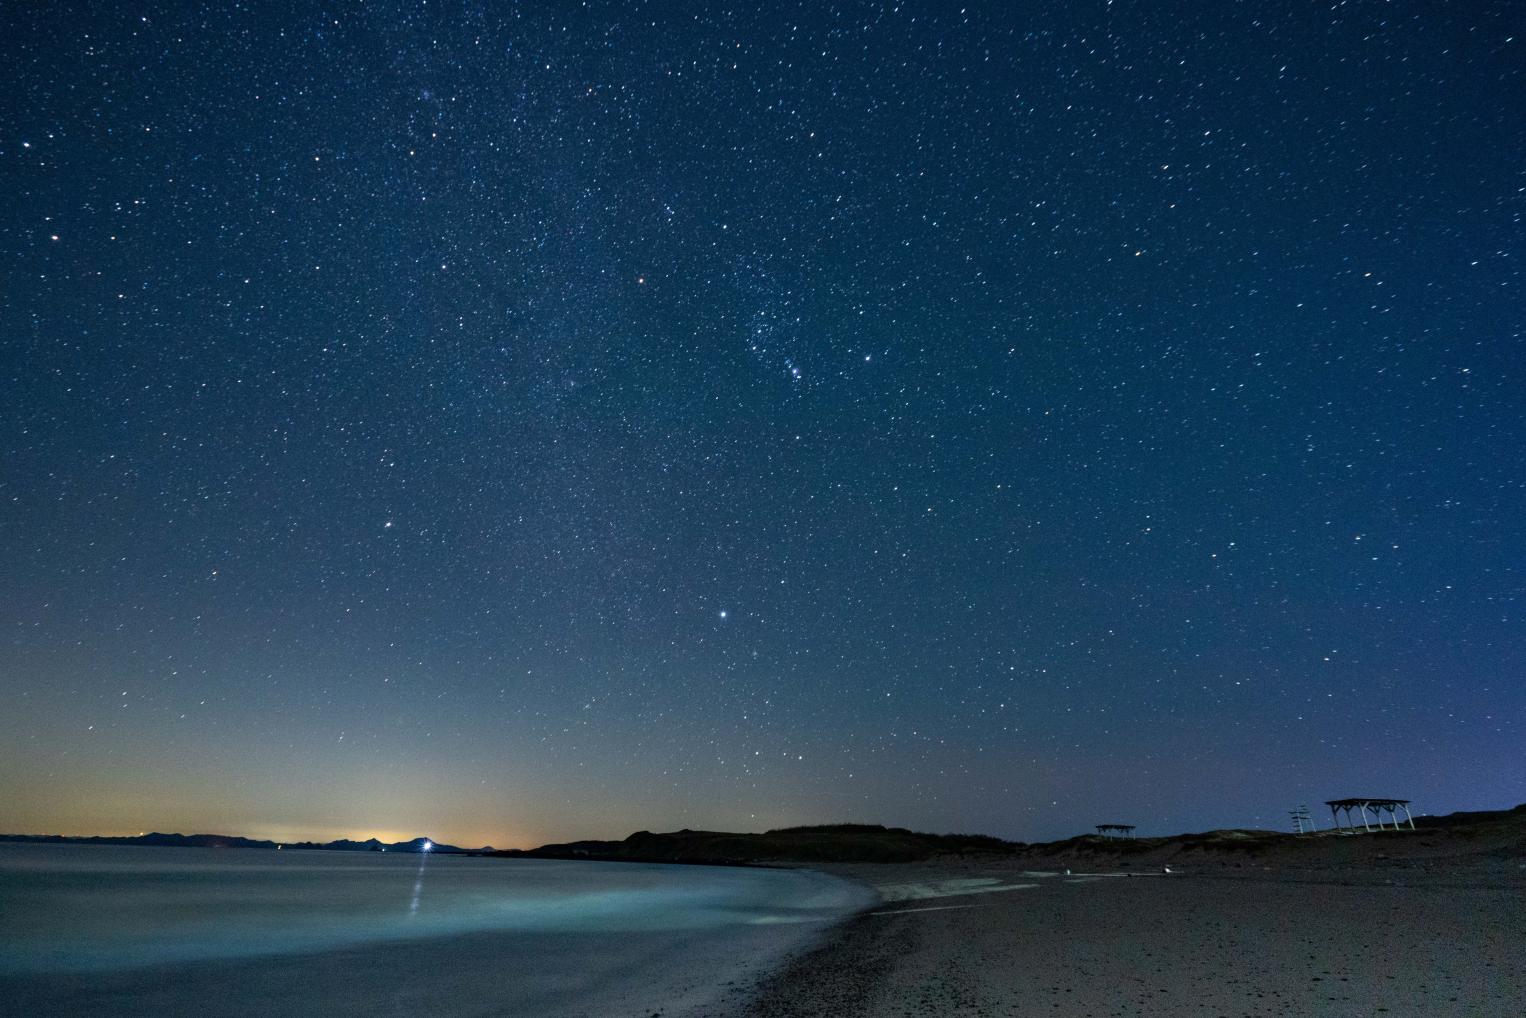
[2,1,1521,847]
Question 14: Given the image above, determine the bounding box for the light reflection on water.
[408,848,429,916]
[0,843,874,974]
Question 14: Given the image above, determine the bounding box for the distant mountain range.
[0,832,484,854]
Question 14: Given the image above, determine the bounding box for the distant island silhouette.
[0,832,477,854]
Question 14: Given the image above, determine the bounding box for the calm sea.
[0,843,870,975]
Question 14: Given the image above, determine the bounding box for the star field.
[1,2,1521,848]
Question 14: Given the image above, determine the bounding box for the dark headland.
[497,802,1526,869]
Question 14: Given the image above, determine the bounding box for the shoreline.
[6,811,1523,1016]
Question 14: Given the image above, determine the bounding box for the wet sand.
[740,861,1526,1017]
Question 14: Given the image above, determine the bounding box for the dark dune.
[1010,802,1526,874]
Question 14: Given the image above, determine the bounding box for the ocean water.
[0,844,873,1009]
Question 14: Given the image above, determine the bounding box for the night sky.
[2,2,1521,850]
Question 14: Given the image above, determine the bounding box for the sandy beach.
[741,858,1526,1017]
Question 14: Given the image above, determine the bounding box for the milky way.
[2,2,1520,847]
